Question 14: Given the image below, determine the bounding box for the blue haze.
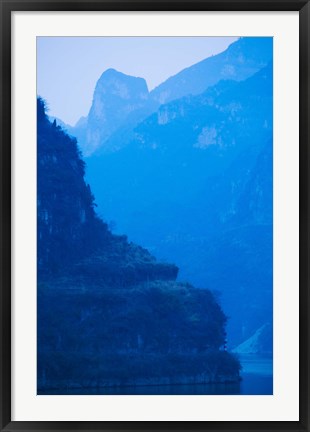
[37,36,237,125]
[37,37,273,394]
[82,37,273,352]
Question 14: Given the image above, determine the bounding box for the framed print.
[1,0,309,431]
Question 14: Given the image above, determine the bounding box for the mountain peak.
[101,67,118,75]
[96,68,149,96]
[73,37,272,156]
[74,69,150,155]
[99,68,131,80]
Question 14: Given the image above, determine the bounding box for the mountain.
[71,37,272,156]
[38,100,107,275]
[86,63,272,240]
[84,62,273,350]
[150,37,272,104]
[73,69,157,155]
[48,116,75,135]
[37,96,178,281]
[192,140,273,347]
[37,98,240,393]
[233,324,273,355]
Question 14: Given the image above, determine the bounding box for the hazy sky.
[37,36,238,126]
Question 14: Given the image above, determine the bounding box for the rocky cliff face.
[73,69,155,155]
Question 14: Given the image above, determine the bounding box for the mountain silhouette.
[37,97,240,392]
[84,61,273,349]
[72,37,272,156]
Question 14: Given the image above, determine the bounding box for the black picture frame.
[1,0,309,430]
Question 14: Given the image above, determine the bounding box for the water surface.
[39,354,272,395]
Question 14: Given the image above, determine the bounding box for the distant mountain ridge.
[84,60,273,350]
[71,37,272,156]
[150,37,272,104]
[86,62,272,238]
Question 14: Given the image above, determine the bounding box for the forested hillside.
[37,98,240,392]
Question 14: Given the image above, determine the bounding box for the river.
[40,354,272,395]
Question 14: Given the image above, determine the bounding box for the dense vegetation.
[37,99,240,392]
[37,98,110,275]
[38,281,240,390]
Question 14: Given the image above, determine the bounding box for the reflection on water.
[38,354,273,395]
[238,353,273,395]
[240,373,272,395]
[40,381,241,395]
[239,354,273,375]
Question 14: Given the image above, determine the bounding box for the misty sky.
[37,36,238,126]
